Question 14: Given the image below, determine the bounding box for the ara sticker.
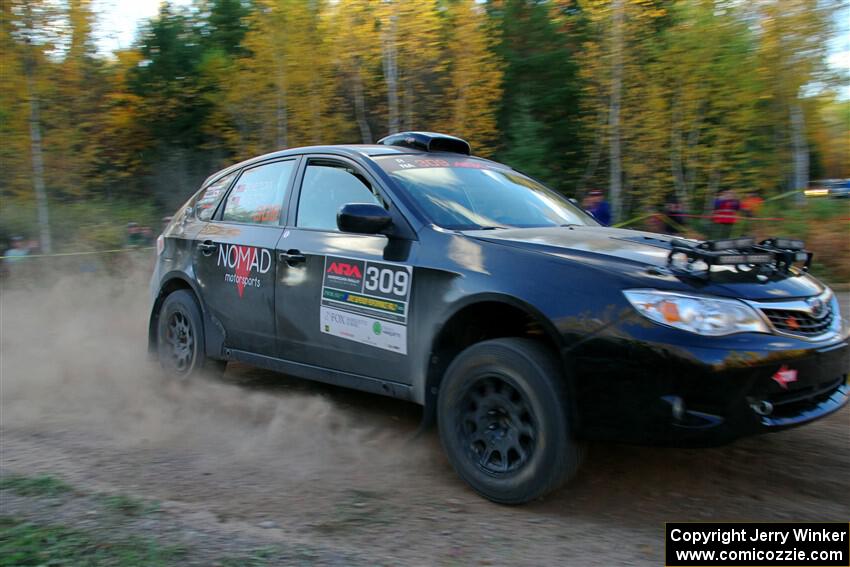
[320,255,412,354]
[216,244,272,297]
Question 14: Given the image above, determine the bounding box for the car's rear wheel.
[157,290,225,379]
[438,338,581,504]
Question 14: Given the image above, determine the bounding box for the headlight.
[623,289,770,336]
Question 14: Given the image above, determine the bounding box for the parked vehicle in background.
[805,179,850,199]
[149,132,849,504]
[827,179,850,199]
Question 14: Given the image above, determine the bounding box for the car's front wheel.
[157,290,225,379]
[437,338,582,504]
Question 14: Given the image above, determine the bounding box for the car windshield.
[375,155,596,230]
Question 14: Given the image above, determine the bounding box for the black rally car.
[150,132,849,504]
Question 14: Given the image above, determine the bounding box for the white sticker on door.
[320,306,407,354]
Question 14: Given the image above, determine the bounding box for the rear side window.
[221,160,295,225]
[296,162,382,231]
[196,172,236,221]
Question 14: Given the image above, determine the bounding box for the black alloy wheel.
[164,309,195,374]
[457,375,537,475]
[157,289,225,379]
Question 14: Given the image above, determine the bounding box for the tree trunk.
[352,69,372,144]
[27,73,51,254]
[311,82,321,145]
[578,107,607,197]
[275,56,288,149]
[669,92,688,208]
[790,103,808,203]
[403,80,413,131]
[382,8,399,135]
[608,0,624,223]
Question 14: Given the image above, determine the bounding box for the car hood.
[464,225,824,300]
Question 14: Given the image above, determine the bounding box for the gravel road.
[1,269,847,566]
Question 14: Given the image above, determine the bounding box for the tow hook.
[749,399,774,416]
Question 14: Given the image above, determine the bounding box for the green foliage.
[500,96,553,182]
[0,0,844,249]
[0,196,159,252]
[0,517,186,567]
[491,0,583,190]
[0,475,73,498]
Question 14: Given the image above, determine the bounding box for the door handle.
[199,240,216,256]
[279,249,306,265]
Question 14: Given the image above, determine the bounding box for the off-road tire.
[157,290,226,379]
[438,338,581,504]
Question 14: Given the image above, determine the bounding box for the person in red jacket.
[711,189,740,239]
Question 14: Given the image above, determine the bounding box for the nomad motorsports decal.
[217,244,272,298]
[320,255,412,354]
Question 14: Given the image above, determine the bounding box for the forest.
[1,0,848,253]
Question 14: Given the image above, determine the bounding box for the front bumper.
[573,331,849,446]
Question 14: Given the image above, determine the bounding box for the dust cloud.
[0,258,426,480]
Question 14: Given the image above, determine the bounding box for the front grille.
[760,305,834,337]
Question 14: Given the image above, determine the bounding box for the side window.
[195,172,236,221]
[221,160,295,225]
[296,162,382,231]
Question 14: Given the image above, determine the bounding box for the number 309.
[365,266,408,297]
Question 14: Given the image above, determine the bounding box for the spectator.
[583,188,611,226]
[3,236,30,263]
[125,222,147,248]
[26,237,41,255]
[741,190,764,218]
[711,189,740,239]
[3,236,30,278]
[661,194,686,235]
[740,190,764,234]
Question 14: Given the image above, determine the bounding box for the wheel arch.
[148,271,224,359]
[420,294,572,427]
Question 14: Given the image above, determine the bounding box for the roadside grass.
[0,517,187,567]
[752,198,850,284]
[0,475,73,498]
[1,473,160,518]
[0,473,335,565]
[97,493,160,517]
[312,489,394,534]
[0,518,322,567]
[218,547,279,567]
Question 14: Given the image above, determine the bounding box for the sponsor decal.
[323,259,365,292]
[380,156,508,173]
[320,307,407,354]
[771,365,798,389]
[217,244,272,297]
[322,289,405,317]
[320,255,412,354]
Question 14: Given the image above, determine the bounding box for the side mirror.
[337,203,393,235]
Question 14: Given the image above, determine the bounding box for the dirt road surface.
[2,266,848,565]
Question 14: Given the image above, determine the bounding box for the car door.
[275,156,416,384]
[193,158,298,355]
